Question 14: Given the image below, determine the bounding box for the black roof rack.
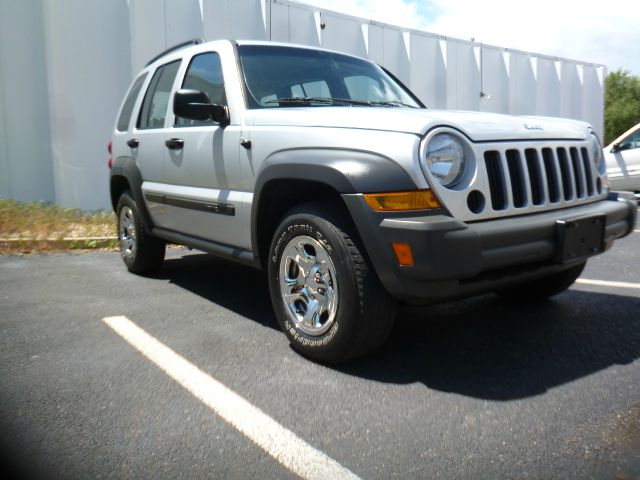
[145,37,206,67]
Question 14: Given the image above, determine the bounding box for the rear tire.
[268,202,396,364]
[116,191,165,274]
[495,261,586,302]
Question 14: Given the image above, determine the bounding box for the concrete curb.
[0,236,117,250]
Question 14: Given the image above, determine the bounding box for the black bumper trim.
[342,193,637,303]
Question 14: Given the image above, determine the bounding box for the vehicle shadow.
[150,250,279,331]
[340,289,640,400]
[155,251,640,401]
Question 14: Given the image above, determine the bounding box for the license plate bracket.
[555,215,605,263]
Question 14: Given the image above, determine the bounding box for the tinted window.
[176,52,226,126]
[291,80,330,98]
[117,73,147,132]
[344,75,383,100]
[138,60,180,130]
[621,130,640,150]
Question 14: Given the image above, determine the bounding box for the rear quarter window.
[117,73,147,132]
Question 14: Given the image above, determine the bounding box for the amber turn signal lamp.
[392,242,414,266]
[363,190,441,211]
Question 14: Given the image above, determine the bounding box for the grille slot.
[525,148,544,206]
[570,147,585,198]
[581,147,594,196]
[484,151,507,210]
[556,148,573,201]
[506,150,526,208]
[541,148,560,203]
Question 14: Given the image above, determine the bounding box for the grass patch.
[0,199,117,253]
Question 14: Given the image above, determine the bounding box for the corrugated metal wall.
[0,0,605,210]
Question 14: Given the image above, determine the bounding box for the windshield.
[237,45,424,109]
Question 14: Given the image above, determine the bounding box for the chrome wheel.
[279,235,339,336]
[118,206,137,260]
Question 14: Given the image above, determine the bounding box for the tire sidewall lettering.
[283,319,338,348]
[272,218,340,348]
[271,223,314,263]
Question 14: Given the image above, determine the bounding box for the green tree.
[604,69,640,145]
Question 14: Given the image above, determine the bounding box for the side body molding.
[109,156,154,229]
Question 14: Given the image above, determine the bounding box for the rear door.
[132,60,182,226]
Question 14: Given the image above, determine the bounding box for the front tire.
[116,191,165,274]
[495,261,586,302]
[268,203,396,364]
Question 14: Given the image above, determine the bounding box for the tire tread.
[117,191,165,274]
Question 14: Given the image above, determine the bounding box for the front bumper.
[342,192,637,303]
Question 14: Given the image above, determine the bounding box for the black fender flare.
[110,156,154,229]
[251,148,418,260]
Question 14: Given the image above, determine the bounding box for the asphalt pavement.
[1,218,639,479]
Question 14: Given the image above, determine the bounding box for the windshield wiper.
[264,97,369,106]
[263,97,418,108]
[368,100,419,108]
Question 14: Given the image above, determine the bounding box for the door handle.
[165,138,184,150]
[126,138,139,148]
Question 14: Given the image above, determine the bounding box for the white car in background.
[605,123,640,197]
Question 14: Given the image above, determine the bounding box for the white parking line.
[634,229,640,233]
[102,316,360,480]
[576,278,640,290]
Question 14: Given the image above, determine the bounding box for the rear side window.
[137,60,181,130]
[117,73,147,132]
[176,52,226,127]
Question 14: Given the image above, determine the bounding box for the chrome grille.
[482,144,603,213]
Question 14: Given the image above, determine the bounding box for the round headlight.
[588,133,604,173]
[425,133,466,187]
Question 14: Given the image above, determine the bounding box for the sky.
[298,0,640,76]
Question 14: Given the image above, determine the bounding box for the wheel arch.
[253,178,344,269]
[109,156,154,230]
[251,148,417,268]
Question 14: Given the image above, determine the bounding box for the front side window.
[619,129,640,151]
[117,73,147,132]
[237,45,423,109]
[137,60,181,130]
[176,52,226,127]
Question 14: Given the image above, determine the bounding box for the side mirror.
[173,89,229,126]
[611,142,620,153]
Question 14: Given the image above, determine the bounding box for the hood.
[246,107,590,142]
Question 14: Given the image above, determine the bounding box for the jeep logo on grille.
[524,123,544,130]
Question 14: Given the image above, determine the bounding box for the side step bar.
[151,227,256,267]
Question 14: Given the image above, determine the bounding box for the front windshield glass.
[237,45,424,109]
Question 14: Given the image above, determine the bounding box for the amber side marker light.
[363,190,441,211]
[392,242,414,266]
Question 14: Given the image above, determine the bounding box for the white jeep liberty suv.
[109,39,637,363]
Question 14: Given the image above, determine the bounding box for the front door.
[161,51,249,249]
[133,59,182,227]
